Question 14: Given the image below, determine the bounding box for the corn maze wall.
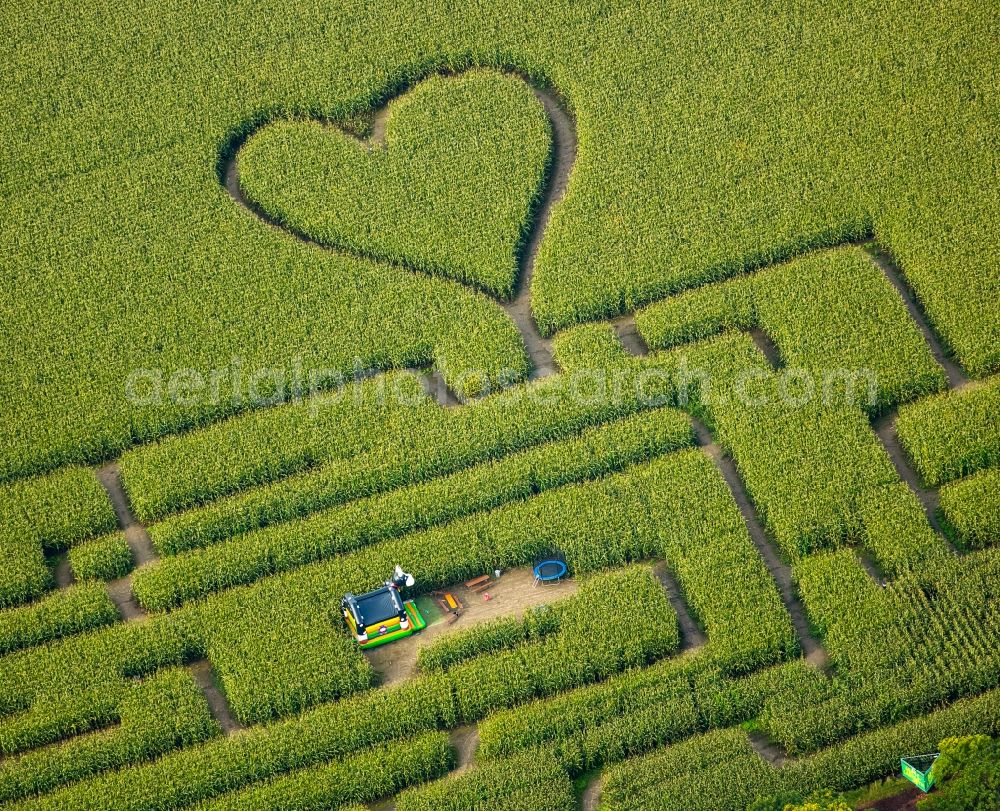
[1,0,999,808]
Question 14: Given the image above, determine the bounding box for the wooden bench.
[464,575,492,593]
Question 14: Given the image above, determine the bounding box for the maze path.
[610,324,826,664]
[872,412,947,537]
[14,73,970,615]
[864,245,968,390]
[95,464,154,621]
[95,463,249,738]
[25,246,970,785]
[190,660,243,735]
[3,70,992,809]
[652,561,706,650]
[53,557,74,589]
[580,773,603,811]
[859,249,966,552]
[611,317,647,357]
[747,729,788,767]
[508,85,576,379]
[419,367,462,407]
[692,422,826,666]
[449,725,479,773]
[221,70,576,390]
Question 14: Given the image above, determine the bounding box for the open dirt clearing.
[364,565,578,685]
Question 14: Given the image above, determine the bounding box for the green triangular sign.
[901,753,939,792]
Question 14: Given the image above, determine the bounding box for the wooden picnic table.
[432,590,464,622]
[464,574,492,593]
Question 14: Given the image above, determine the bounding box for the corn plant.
[239,71,551,300]
[0,467,117,608]
[682,335,900,558]
[634,275,756,350]
[778,548,1000,755]
[395,750,574,811]
[3,0,998,489]
[857,483,951,577]
[197,731,451,811]
[603,689,1000,811]
[479,655,816,775]
[896,376,1000,486]
[5,680,454,811]
[118,373,431,522]
[3,4,1000,805]
[142,370,686,554]
[0,584,118,657]
[778,688,1000,795]
[752,248,945,413]
[446,567,680,722]
[69,533,133,581]
[601,727,777,811]
[133,407,692,609]
[417,606,563,673]
[938,468,1000,550]
[0,668,219,805]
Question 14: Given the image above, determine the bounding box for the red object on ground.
[482,592,491,601]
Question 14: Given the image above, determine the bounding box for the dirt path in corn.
[221,70,576,387]
[53,557,74,588]
[580,773,603,811]
[862,245,969,551]
[418,368,462,407]
[858,549,888,585]
[857,785,922,811]
[190,659,244,734]
[747,729,788,766]
[91,463,245,735]
[863,244,968,390]
[449,725,480,772]
[749,327,782,369]
[95,463,156,621]
[510,84,576,378]
[366,727,478,811]
[691,420,827,667]
[364,566,578,686]
[95,464,158,567]
[612,316,647,356]
[612,327,826,666]
[872,410,948,537]
[652,561,706,649]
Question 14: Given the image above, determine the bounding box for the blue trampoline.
[533,559,567,585]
